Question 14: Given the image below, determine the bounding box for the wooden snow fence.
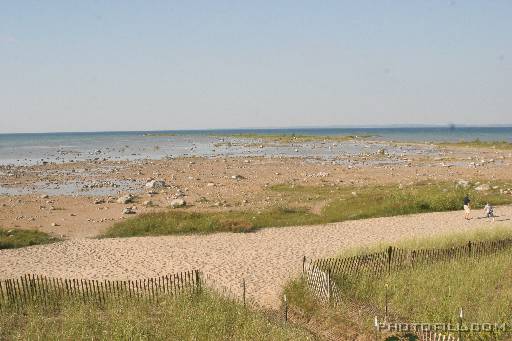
[310,238,512,279]
[419,330,459,341]
[0,270,202,311]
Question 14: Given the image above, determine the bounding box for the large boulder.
[117,194,134,204]
[122,207,136,214]
[475,184,491,191]
[145,180,166,189]
[170,199,186,208]
[143,200,154,207]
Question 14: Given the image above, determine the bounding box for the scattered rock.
[170,198,186,208]
[51,223,59,227]
[117,194,134,204]
[475,184,490,191]
[456,180,470,189]
[122,207,136,214]
[145,180,166,189]
[143,200,154,207]
[206,182,215,187]
[175,189,185,198]
[94,198,105,205]
[40,194,49,199]
[316,172,329,177]
[231,175,245,180]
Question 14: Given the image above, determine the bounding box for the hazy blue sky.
[1,1,511,133]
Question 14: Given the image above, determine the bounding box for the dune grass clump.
[103,181,512,238]
[103,207,318,237]
[271,180,512,224]
[0,228,59,249]
[439,139,512,150]
[339,251,512,321]
[0,290,313,340]
[286,227,512,340]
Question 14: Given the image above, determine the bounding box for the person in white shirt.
[484,203,495,222]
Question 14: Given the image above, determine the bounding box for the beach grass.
[285,227,512,340]
[335,224,512,258]
[0,290,313,340]
[439,139,512,150]
[103,181,512,238]
[0,228,59,249]
[102,207,319,237]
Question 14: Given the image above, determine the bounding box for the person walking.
[484,203,495,222]
[463,195,471,220]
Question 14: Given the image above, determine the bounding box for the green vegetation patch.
[439,138,512,150]
[103,207,319,238]
[286,227,512,340]
[340,251,512,322]
[0,228,59,249]
[321,181,511,221]
[0,290,313,340]
[211,133,374,144]
[103,181,512,237]
[334,224,512,258]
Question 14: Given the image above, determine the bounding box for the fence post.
[467,241,472,257]
[195,270,201,293]
[327,268,331,304]
[387,246,393,274]
[283,294,288,322]
[384,283,389,323]
[302,256,306,274]
[374,316,379,341]
[458,307,463,341]
[242,279,246,307]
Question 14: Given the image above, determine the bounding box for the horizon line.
[1,123,512,136]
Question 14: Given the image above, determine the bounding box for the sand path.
[1,207,511,308]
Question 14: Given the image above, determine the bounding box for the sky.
[0,1,511,133]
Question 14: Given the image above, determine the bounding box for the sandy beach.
[2,138,512,308]
[1,206,510,308]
